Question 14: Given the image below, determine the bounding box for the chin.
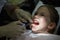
[32,28,38,32]
[32,28,44,33]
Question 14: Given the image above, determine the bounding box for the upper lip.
[32,19,39,25]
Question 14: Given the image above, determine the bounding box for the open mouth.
[32,20,39,25]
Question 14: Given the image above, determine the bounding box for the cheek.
[39,17,48,28]
[40,18,47,24]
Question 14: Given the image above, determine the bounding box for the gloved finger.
[14,8,32,22]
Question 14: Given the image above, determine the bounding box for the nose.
[31,15,39,21]
[31,15,38,23]
[33,15,39,19]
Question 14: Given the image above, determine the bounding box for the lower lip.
[33,22,39,25]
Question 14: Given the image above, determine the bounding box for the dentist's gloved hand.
[14,8,32,23]
[0,21,26,38]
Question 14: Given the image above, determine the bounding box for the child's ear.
[48,22,56,30]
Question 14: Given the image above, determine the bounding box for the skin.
[31,7,55,34]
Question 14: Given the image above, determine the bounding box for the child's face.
[31,7,50,33]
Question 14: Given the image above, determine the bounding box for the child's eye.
[39,13,44,16]
[35,13,37,15]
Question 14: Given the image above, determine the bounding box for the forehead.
[36,7,50,16]
[38,7,49,14]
